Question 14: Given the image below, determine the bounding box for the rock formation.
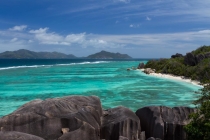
[136,106,196,140]
[184,53,197,66]
[205,52,210,58]
[100,106,140,140]
[0,96,195,140]
[195,53,206,63]
[143,68,156,74]
[0,96,102,140]
[138,63,145,69]
[58,120,99,140]
[184,52,210,66]
[171,53,183,58]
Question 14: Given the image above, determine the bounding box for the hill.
[0,49,77,59]
[144,45,210,83]
[87,50,132,59]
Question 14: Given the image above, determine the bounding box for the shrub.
[184,84,210,140]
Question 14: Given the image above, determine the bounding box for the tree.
[184,84,210,140]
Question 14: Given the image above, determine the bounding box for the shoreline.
[139,69,203,88]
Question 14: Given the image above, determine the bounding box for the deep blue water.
[0,59,201,117]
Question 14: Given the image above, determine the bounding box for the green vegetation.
[144,45,210,83]
[192,45,210,55]
[184,84,210,140]
[87,50,132,59]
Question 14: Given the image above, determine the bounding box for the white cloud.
[9,25,27,31]
[114,0,130,3]
[10,38,18,42]
[28,40,33,43]
[146,16,151,21]
[60,1,210,24]
[85,31,210,57]
[28,27,116,48]
[29,28,48,34]
[65,33,85,43]
[29,28,64,45]
[129,24,140,28]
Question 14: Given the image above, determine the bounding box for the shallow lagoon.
[0,59,201,117]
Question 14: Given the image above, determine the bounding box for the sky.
[0,0,210,58]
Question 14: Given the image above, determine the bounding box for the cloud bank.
[0,25,210,57]
[9,25,27,31]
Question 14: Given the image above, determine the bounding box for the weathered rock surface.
[0,95,197,140]
[147,137,162,140]
[101,106,140,140]
[138,63,145,69]
[0,96,102,140]
[195,53,205,63]
[135,106,196,140]
[205,52,210,58]
[119,136,129,140]
[184,52,210,66]
[143,68,156,74]
[171,53,183,58]
[147,137,155,140]
[184,53,197,66]
[58,119,99,140]
[0,131,44,140]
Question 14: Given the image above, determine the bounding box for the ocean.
[0,59,201,117]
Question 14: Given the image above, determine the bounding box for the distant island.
[0,49,132,59]
[0,49,77,59]
[87,50,132,59]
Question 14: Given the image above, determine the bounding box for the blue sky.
[0,0,210,58]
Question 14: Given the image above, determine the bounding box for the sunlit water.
[0,59,201,117]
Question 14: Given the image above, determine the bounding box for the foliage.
[184,84,210,140]
[192,45,210,55]
[144,45,210,84]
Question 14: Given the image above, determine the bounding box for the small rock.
[62,128,69,134]
[143,68,155,74]
[147,137,155,140]
[205,52,210,58]
[0,131,44,140]
[58,119,100,140]
[171,53,183,58]
[138,63,145,69]
[119,136,129,140]
[140,131,146,140]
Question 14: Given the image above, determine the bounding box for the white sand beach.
[139,69,203,87]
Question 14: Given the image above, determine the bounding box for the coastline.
[139,69,203,88]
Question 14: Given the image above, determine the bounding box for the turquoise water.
[0,60,201,117]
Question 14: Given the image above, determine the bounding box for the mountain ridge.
[0,49,77,59]
[0,49,132,59]
[87,50,132,59]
